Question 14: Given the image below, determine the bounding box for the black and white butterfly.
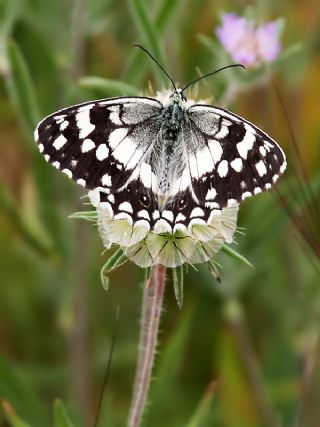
[34,47,286,236]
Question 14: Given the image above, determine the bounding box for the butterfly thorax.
[155,97,186,204]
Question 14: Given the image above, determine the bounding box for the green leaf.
[69,210,98,222]
[78,76,138,96]
[53,400,74,427]
[172,265,184,309]
[221,246,254,268]
[100,248,128,289]
[186,382,217,427]
[128,0,166,85]
[5,39,40,137]
[2,401,33,427]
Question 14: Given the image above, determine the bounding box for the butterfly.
[34,46,286,238]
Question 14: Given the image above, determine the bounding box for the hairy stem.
[127,265,167,427]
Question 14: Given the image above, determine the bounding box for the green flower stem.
[128,264,167,427]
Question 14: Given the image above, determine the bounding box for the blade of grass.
[186,382,217,427]
[127,0,168,87]
[2,401,33,427]
[123,0,180,85]
[79,76,138,96]
[5,39,40,138]
[53,400,74,427]
[221,246,254,268]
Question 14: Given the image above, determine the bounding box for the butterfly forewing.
[186,104,286,209]
[35,96,163,191]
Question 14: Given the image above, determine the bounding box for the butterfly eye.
[140,193,150,208]
[178,197,187,210]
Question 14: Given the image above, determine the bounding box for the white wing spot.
[255,160,267,177]
[280,162,287,174]
[60,120,69,131]
[237,131,255,159]
[138,210,150,220]
[53,134,67,150]
[153,210,160,220]
[208,139,223,164]
[81,138,95,153]
[119,202,133,213]
[205,201,220,209]
[230,157,243,172]
[76,109,95,139]
[62,168,72,178]
[176,213,186,222]
[108,194,115,203]
[38,143,44,153]
[206,188,217,200]
[109,128,128,149]
[190,207,205,218]
[52,161,60,169]
[162,210,174,222]
[254,187,262,194]
[241,191,252,200]
[217,160,229,177]
[108,106,122,125]
[96,144,109,161]
[139,163,152,188]
[215,125,229,139]
[77,179,86,187]
[101,173,112,186]
[259,146,266,156]
[34,128,39,141]
[191,148,215,177]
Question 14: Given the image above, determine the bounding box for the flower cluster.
[91,193,238,269]
[216,13,281,67]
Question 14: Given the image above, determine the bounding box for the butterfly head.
[170,88,187,104]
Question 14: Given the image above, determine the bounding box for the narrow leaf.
[172,266,184,309]
[79,76,138,96]
[186,382,217,427]
[53,400,74,427]
[2,400,33,427]
[100,248,128,289]
[128,0,166,86]
[221,246,254,268]
[69,210,98,222]
[6,39,40,137]
[123,0,180,83]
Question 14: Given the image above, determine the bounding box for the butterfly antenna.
[133,44,177,91]
[181,63,245,94]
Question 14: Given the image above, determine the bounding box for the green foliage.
[53,400,74,427]
[1,1,320,427]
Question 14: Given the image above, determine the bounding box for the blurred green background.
[0,0,320,426]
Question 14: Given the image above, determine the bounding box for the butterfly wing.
[35,96,163,190]
[185,104,287,209]
[35,96,168,245]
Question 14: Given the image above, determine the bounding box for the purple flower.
[216,13,281,67]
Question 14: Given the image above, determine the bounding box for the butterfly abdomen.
[157,103,186,196]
